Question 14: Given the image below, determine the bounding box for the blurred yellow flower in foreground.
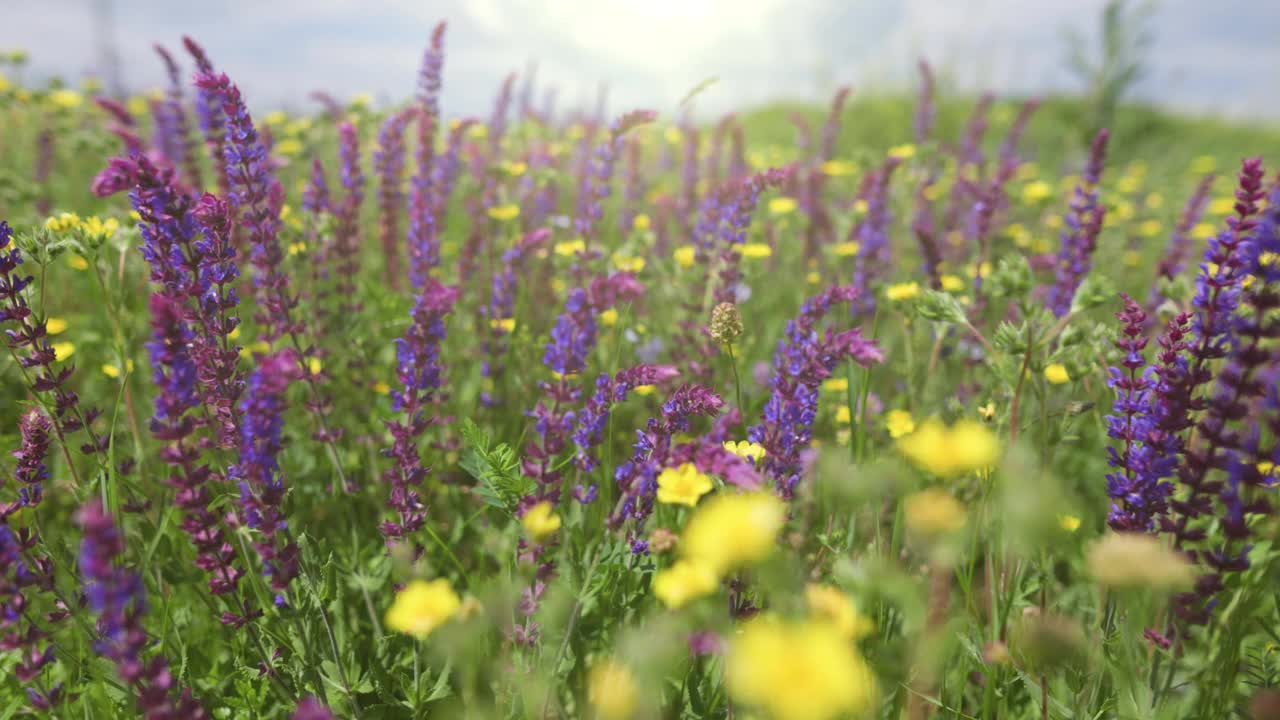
[885,281,920,302]
[631,213,651,231]
[1044,363,1071,384]
[653,559,718,608]
[51,342,75,360]
[489,317,516,333]
[904,488,967,539]
[598,309,619,327]
[521,501,561,543]
[722,440,766,462]
[821,377,848,393]
[737,243,772,259]
[633,384,654,396]
[832,241,859,257]
[727,617,877,720]
[49,89,83,109]
[385,579,460,639]
[657,463,713,507]
[45,317,68,335]
[884,409,916,439]
[1058,515,1081,532]
[673,245,696,268]
[888,143,915,160]
[1021,180,1053,203]
[897,419,999,477]
[940,274,965,292]
[554,239,585,257]
[588,660,639,720]
[835,405,852,424]
[1088,533,1194,592]
[820,160,856,176]
[681,492,785,575]
[805,584,874,640]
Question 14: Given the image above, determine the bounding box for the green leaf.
[458,418,535,515]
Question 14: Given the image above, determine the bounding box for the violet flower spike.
[1046,128,1110,317]
[374,109,412,290]
[572,364,680,473]
[574,109,658,246]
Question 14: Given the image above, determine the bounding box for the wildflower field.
[2,22,1280,720]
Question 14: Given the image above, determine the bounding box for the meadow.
[1,22,1280,720]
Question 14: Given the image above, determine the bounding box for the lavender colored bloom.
[574,109,657,245]
[749,286,884,497]
[913,59,936,143]
[33,129,53,217]
[488,72,516,155]
[543,289,598,377]
[291,697,336,720]
[94,96,145,155]
[0,523,62,710]
[1147,174,1215,319]
[417,22,446,119]
[183,36,230,198]
[194,70,295,342]
[572,364,680,472]
[405,23,447,288]
[332,121,365,319]
[7,409,52,516]
[382,280,460,542]
[302,158,331,215]
[154,44,203,191]
[819,86,851,163]
[851,158,902,314]
[958,93,995,168]
[712,167,791,305]
[78,500,208,719]
[1047,129,1110,317]
[231,350,303,596]
[374,109,412,289]
[480,229,549,406]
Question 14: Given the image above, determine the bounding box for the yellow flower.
[681,492,785,574]
[940,274,965,292]
[49,89,83,109]
[373,381,391,395]
[101,359,134,378]
[1116,175,1140,194]
[308,357,322,376]
[67,255,90,271]
[656,463,714,507]
[722,440,766,462]
[273,138,303,157]
[1123,250,1142,268]
[521,501,562,542]
[228,326,241,340]
[632,213,651,231]
[1139,219,1163,238]
[264,110,288,126]
[885,281,920,302]
[653,559,719,608]
[611,253,645,273]
[673,245,696,268]
[1088,533,1194,592]
[1191,222,1216,240]
[0,72,8,94]
[487,203,520,222]
[1021,180,1053,204]
[832,241,860,257]
[768,197,798,216]
[490,317,516,333]
[805,584,873,640]
[737,243,772,259]
[835,406,852,424]
[727,617,877,720]
[820,160,856,176]
[385,579,461,639]
[45,317,68,335]
[821,377,848,393]
[554,239,585,256]
[978,401,996,420]
[965,261,992,279]
[853,199,869,214]
[806,271,821,284]
[897,419,999,478]
[599,308,619,327]
[887,143,916,160]
[634,384,655,397]
[663,126,683,145]
[904,488,967,538]
[1044,363,1071,385]
[1058,515,1081,532]
[505,161,528,177]
[884,409,915,439]
[1257,461,1275,477]
[51,341,75,360]
[588,660,639,720]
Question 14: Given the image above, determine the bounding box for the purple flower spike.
[572,364,680,472]
[78,500,209,719]
[374,109,413,290]
[914,59,936,143]
[7,409,53,516]
[1147,174,1214,321]
[332,120,365,319]
[292,697,336,720]
[574,109,657,246]
[1047,129,1110,317]
[183,36,230,198]
[749,286,884,497]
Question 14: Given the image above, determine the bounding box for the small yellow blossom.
[1116,175,1140,194]
[885,281,920,302]
[904,488,967,538]
[467,123,488,140]
[820,160,856,176]
[48,89,83,109]
[1021,180,1053,204]
[67,254,90,270]
[832,241,859,257]
[805,584,873,640]
[1138,219,1163,238]
[487,203,520,222]
[663,126,683,145]
[611,254,645,273]
[632,213,651,231]
[673,245,696,268]
[1044,363,1071,384]
[1257,461,1275,477]
[978,402,996,420]
[490,317,516,333]
[681,492,786,574]
[1059,515,1081,532]
[737,243,772,259]
[273,138,303,157]
[1191,222,1216,240]
[373,381,391,395]
[51,341,75,361]
[385,579,461,639]
[0,72,8,94]
[821,377,848,393]
[887,143,916,160]
[228,326,242,340]
[505,161,528,177]
[722,440,766,462]
[897,419,999,478]
[965,261,992,279]
[806,271,821,284]
[768,197,798,216]
[599,309,619,327]
[653,559,719,608]
[884,409,915,439]
[835,406,852,424]
[634,384,655,397]
[521,501,562,542]
[940,274,965,292]
[656,463,714,507]
[554,239,586,257]
[588,660,639,720]
[853,199,869,214]
[308,357,322,376]
[45,317,68,335]
[101,359,134,379]
[727,617,877,720]
[264,110,288,126]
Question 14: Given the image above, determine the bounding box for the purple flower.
[913,59,936,143]
[571,364,680,472]
[574,110,657,245]
[78,500,209,719]
[331,120,365,319]
[407,24,447,288]
[851,159,902,314]
[1046,129,1110,317]
[712,167,792,305]
[480,229,549,406]
[1147,173,1214,321]
[154,44,203,192]
[7,409,52,516]
[183,36,230,198]
[291,697,336,720]
[749,286,884,497]
[0,522,63,709]
[374,109,412,290]
[488,72,516,155]
[94,96,145,155]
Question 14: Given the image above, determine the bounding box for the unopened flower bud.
[709,302,743,345]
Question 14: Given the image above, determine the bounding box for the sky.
[1,0,1277,121]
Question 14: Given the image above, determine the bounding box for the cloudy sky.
[2,0,1277,121]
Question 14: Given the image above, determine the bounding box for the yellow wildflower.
[656,463,714,507]
[599,309,619,327]
[887,143,916,160]
[67,254,90,270]
[611,254,645,273]
[1059,515,1081,532]
[806,271,821,284]
[978,402,996,420]
[835,406,852,424]
[228,326,241,340]
[940,274,965,292]
[264,110,288,126]
[673,245,696,268]
[663,126,683,144]
[505,161,527,177]
[737,243,772,259]
[820,160,856,176]
[768,197,798,216]
[373,381,391,395]
[822,377,848,393]
[45,317,68,335]
[1021,180,1053,204]
[632,213,651,231]
[1139,219,1162,238]
[554,239,585,257]
[897,418,999,478]
[805,584,873,640]
[521,501,562,543]
[273,138,303,157]
[634,384,655,397]
[853,199,869,214]
[1145,192,1164,209]
[681,492,785,574]
[885,281,920,302]
[0,72,8,93]
[588,660,639,720]
[490,317,516,333]
[51,342,75,360]
[722,440,766,462]
[101,359,134,379]
[726,617,877,720]
[1044,363,1071,384]
[904,488,967,538]
[1191,222,1216,240]
[884,409,915,439]
[385,578,461,639]
[48,89,83,110]
[487,204,520,222]
[653,559,719,608]
[308,357,322,376]
[1190,155,1216,174]
[832,241,859,257]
